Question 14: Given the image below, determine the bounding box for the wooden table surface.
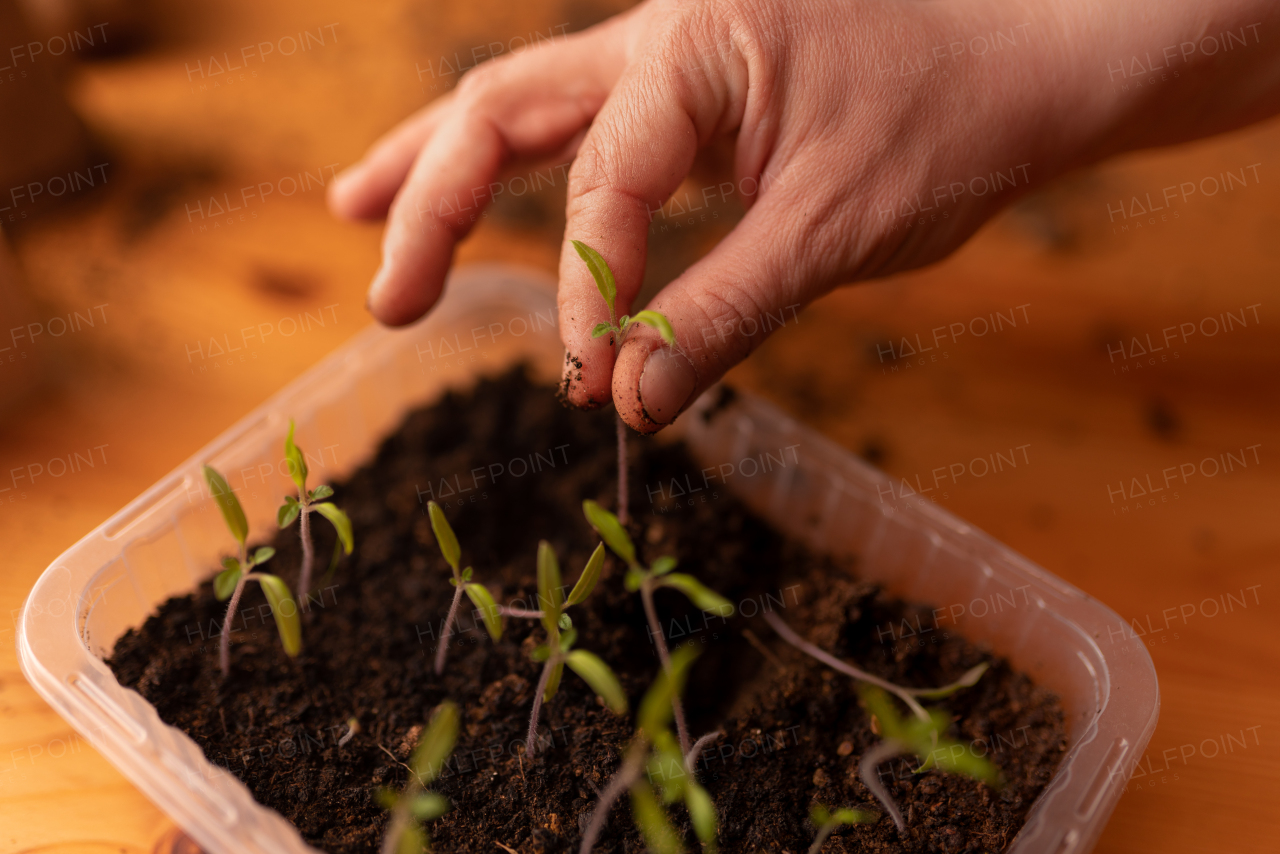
[1,1,1277,852]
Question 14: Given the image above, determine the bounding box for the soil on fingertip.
[108,367,1067,853]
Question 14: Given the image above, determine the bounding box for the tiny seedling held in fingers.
[525,540,626,759]
[584,499,734,758]
[579,646,719,854]
[276,420,354,603]
[807,803,877,854]
[204,465,301,677]
[856,684,1002,831]
[378,701,459,854]
[427,501,503,676]
[572,239,679,524]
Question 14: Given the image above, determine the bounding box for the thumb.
[612,191,826,433]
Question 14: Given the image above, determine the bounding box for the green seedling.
[276,420,354,603]
[763,609,988,745]
[572,240,679,525]
[378,701,458,854]
[584,499,733,758]
[524,540,626,759]
[204,465,301,677]
[807,803,877,854]
[856,685,1002,832]
[579,646,718,854]
[426,501,503,675]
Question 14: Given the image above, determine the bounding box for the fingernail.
[639,348,696,425]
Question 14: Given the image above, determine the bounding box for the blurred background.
[0,0,1276,852]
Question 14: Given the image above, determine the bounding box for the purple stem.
[218,543,249,677]
[642,580,691,755]
[615,413,629,524]
[763,611,929,721]
[298,503,314,603]
[807,822,838,854]
[434,581,467,676]
[684,730,722,774]
[858,740,907,831]
[578,746,644,854]
[499,605,544,619]
[525,653,558,760]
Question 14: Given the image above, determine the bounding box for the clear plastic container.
[18,264,1158,854]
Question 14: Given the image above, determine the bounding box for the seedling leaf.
[583,499,635,565]
[558,613,572,631]
[277,501,301,529]
[566,543,606,605]
[409,792,449,821]
[908,662,990,699]
[544,657,565,701]
[461,567,473,583]
[203,465,247,545]
[631,310,677,347]
[427,501,460,572]
[530,644,551,662]
[313,502,354,554]
[859,685,1002,789]
[252,546,275,565]
[685,780,718,849]
[256,573,302,657]
[571,240,617,316]
[412,702,459,784]
[537,540,564,633]
[221,556,240,572]
[651,730,687,802]
[650,555,677,576]
[214,567,241,600]
[630,780,683,854]
[639,645,698,737]
[592,322,612,339]
[566,649,628,714]
[464,583,503,641]
[657,574,734,616]
[624,567,646,592]
[310,484,334,500]
[284,420,308,493]
[931,737,1003,787]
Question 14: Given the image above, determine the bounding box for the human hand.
[329,0,1280,432]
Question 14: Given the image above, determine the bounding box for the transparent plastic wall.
[20,265,1158,854]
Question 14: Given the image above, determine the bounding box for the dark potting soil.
[109,367,1067,854]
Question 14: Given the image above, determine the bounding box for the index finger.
[557,62,707,408]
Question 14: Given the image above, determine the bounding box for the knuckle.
[688,278,770,365]
[565,137,625,212]
[453,60,505,104]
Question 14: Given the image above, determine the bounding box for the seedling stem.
[523,540,625,759]
[276,420,354,603]
[204,465,301,677]
[807,803,876,854]
[573,240,679,524]
[583,499,734,759]
[379,701,458,854]
[426,501,503,676]
[580,646,719,854]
